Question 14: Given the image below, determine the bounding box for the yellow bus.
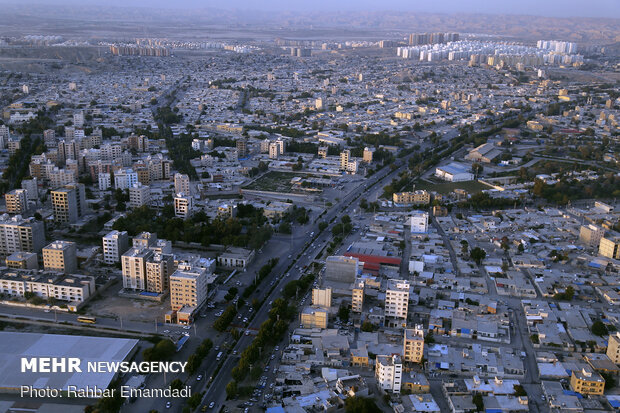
[77,316,96,324]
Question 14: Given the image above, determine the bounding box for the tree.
[338,304,350,322]
[473,393,484,412]
[361,321,375,332]
[472,163,483,176]
[470,247,486,264]
[424,331,435,344]
[592,320,608,337]
[513,385,527,397]
[226,380,238,399]
[318,221,328,231]
[170,378,183,391]
[601,372,616,390]
[344,396,381,413]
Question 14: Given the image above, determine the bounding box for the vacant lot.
[243,171,301,193]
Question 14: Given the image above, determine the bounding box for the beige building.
[300,306,328,329]
[0,214,45,256]
[579,224,605,249]
[42,241,77,274]
[607,332,620,364]
[129,182,150,208]
[174,173,190,196]
[569,367,605,395]
[174,194,192,219]
[403,326,425,364]
[599,236,620,259]
[169,261,209,312]
[5,189,28,214]
[146,253,174,293]
[5,251,38,270]
[0,270,94,304]
[312,287,332,308]
[363,147,374,163]
[51,184,86,224]
[352,279,365,313]
[393,190,430,205]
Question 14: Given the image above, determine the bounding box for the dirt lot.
[86,284,171,323]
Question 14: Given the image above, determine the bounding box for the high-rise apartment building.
[5,189,28,214]
[325,256,360,283]
[312,287,332,308]
[579,224,605,249]
[121,247,154,291]
[607,332,620,364]
[129,182,150,208]
[114,168,138,190]
[146,253,174,293]
[42,240,78,274]
[599,236,620,260]
[169,261,209,311]
[174,194,192,219]
[0,215,45,256]
[404,326,425,364]
[352,279,365,313]
[51,184,86,223]
[376,355,403,393]
[174,173,190,196]
[102,230,129,265]
[385,279,410,326]
[236,139,248,158]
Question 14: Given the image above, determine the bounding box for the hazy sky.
[2,0,619,18]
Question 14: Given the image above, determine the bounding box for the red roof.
[345,253,401,266]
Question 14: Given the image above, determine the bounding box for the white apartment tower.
[121,247,154,291]
[375,355,403,393]
[102,230,129,265]
[174,173,190,196]
[129,182,150,208]
[385,279,410,326]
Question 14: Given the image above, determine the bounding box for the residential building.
[236,139,247,157]
[21,178,38,201]
[5,251,38,270]
[121,247,154,291]
[102,230,129,265]
[98,172,111,191]
[404,326,425,364]
[300,306,328,329]
[169,260,209,312]
[217,247,254,268]
[51,184,86,224]
[174,193,192,219]
[376,355,403,393]
[569,367,605,395]
[132,232,157,249]
[325,255,360,283]
[410,212,429,234]
[5,189,28,214]
[385,279,410,326]
[146,253,174,293]
[114,168,138,190]
[599,236,620,259]
[269,142,280,159]
[393,190,430,206]
[42,241,77,274]
[579,224,605,248]
[363,147,374,163]
[607,332,620,364]
[339,150,350,170]
[0,215,45,256]
[312,287,332,308]
[352,279,365,313]
[174,173,190,196]
[0,270,94,304]
[129,182,150,208]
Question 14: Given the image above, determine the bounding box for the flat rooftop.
[0,332,138,394]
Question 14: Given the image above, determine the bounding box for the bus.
[77,316,96,324]
[216,352,223,361]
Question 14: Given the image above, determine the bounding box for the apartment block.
[5,189,28,214]
[129,182,150,208]
[393,190,430,206]
[0,214,45,256]
[0,269,95,304]
[174,194,192,219]
[385,279,410,326]
[42,241,77,274]
[569,367,605,395]
[352,279,365,313]
[300,306,329,329]
[376,355,403,393]
[325,255,359,283]
[404,326,425,364]
[312,287,332,308]
[102,230,129,265]
[146,253,174,293]
[599,236,620,259]
[169,261,208,312]
[51,184,86,224]
[174,173,190,195]
[5,251,38,270]
[121,247,154,291]
[607,332,620,364]
[579,224,605,249]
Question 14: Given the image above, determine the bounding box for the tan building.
[169,261,208,312]
[363,147,374,163]
[569,367,605,395]
[607,332,620,364]
[318,146,328,159]
[352,279,365,313]
[393,190,430,205]
[599,236,620,259]
[146,253,174,293]
[5,189,28,214]
[300,306,328,329]
[579,224,605,249]
[51,184,86,224]
[0,215,45,256]
[174,173,190,196]
[121,247,154,291]
[42,241,77,274]
[5,251,38,270]
[403,326,425,364]
[312,287,332,308]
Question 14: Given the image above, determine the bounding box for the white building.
[102,230,129,265]
[114,168,138,190]
[174,193,193,219]
[98,172,111,191]
[0,214,45,256]
[174,173,190,196]
[435,162,474,182]
[129,183,150,208]
[375,355,403,393]
[385,279,409,326]
[121,247,154,291]
[410,212,429,234]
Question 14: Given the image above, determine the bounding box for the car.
[270,383,274,389]
[197,375,202,381]
[270,354,275,360]
[245,330,250,336]
[233,350,238,355]
[275,346,279,351]
[214,346,220,351]
[269,301,273,305]
[243,317,248,323]
[273,368,277,374]
[183,325,191,329]
[208,402,215,409]
[541,395,546,401]
[265,366,270,372]
[163,330,170,333]
[166,402,172,409]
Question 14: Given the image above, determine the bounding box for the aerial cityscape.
[0,1,618,413]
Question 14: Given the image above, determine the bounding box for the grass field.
[243,171,300,192]
[414,179,490,194]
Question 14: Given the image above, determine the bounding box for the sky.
[1,0,619,18]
